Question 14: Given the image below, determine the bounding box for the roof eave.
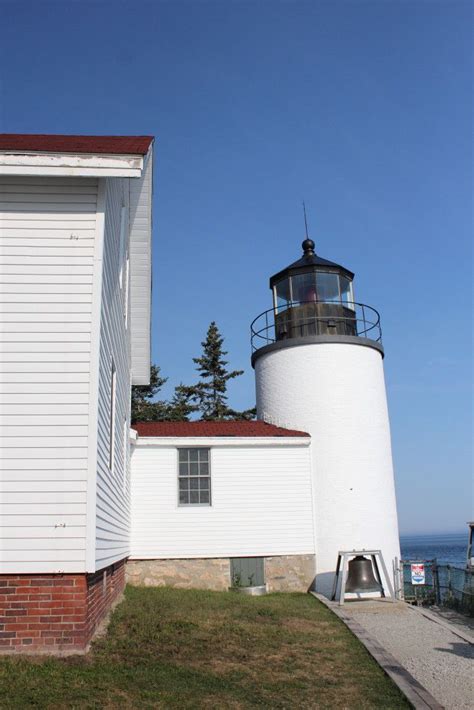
[0,150,149,178]
[270,259,354,287]
[134,435,311,447]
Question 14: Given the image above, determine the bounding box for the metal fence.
[401,560,474,617]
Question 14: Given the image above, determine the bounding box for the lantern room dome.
[269,239,354,289]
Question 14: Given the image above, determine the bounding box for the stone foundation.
[126,558,231,591]
[126,554,315,593]
[265,554,315,592]
[0,559,125,653]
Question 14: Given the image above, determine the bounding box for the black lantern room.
[269,239,357,340]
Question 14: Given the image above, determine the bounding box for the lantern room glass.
[316,272,340,302]
[275,278,291,309]
[273,271,354,311]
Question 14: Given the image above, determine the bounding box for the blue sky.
[1,0,472,534]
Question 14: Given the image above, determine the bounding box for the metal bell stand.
[331,549,395,605]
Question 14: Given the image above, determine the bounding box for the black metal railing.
[250,300,382,353]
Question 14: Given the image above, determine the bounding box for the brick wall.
[0,560,125,653]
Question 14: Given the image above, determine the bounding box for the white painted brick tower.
[251,237,401,597]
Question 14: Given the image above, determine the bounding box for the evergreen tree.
[131,324,256,423]
[131,365,169,422]
[131,365,198,422]
[187,322,255,420]
[166,384,200,421]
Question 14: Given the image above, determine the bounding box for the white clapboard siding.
[1,330,92,343]
[0,351,90,369]
[0,176,98,574]
[1,469,89,482]
[0,448,87,459]
[0,220,96,230]
[0,389,90,399]
[0,526,85,538]
[94,177,131,570]
[129,153,152,384]
[130,443,315,559]
[0,282,93,292]
[3,404,90,415]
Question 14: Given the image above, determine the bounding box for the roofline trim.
[0,150,149,178]
[133,436,311,447]
[270,263,354,287]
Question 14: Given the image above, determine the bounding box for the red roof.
[0,134,154,155]
[132,421,310,438]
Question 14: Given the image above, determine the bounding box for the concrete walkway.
[329,599,473,710]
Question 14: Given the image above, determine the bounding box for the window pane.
[188,449,199,462]
[199,462,209,475]
[178,449,188,463]
[275,278,291,309]
[199,490,210,504]
[179,490,189,504]
[340,276,353,305]
[198,449,209,463]
[179,479,188,492]
[190,462,198,475]
[291,273,317,303]
[179,462,189,476]
[189,490,199,504]
[316,272,340,302]
[189,477,199,490]
[199,478,209,491]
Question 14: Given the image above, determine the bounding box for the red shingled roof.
[0,134,154,155]
[132,421,310,438]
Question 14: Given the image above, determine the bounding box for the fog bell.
[345,555,382,593]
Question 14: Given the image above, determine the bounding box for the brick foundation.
[0,559,125,653]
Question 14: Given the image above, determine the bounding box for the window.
[273,277,291,311]
[316,272,340,302]
[178,448,211,505]
[340,276,354,308]
[291,272,317,303]
[108,361,116,473]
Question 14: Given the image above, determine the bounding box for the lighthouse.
[251,237,401,597]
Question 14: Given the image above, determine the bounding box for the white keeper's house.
[0,133,401,654]
[0,134,153,652]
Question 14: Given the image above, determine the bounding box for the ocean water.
[400,532,468,568]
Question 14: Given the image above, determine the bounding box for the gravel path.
[340,600,473,710]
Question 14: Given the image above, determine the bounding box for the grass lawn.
[0,586,410,709]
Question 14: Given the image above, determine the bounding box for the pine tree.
[131,365,169,422]
[131,366,199,422]
[166,384,200,421]
[188,322,255,420]
[131,324,256,423]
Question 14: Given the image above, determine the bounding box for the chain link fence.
[400,560,474,617]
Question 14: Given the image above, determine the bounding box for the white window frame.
[177,448,211,506]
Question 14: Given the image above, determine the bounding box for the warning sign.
[411,563,425,585]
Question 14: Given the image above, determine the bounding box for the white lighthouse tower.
[251,237,401,597]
